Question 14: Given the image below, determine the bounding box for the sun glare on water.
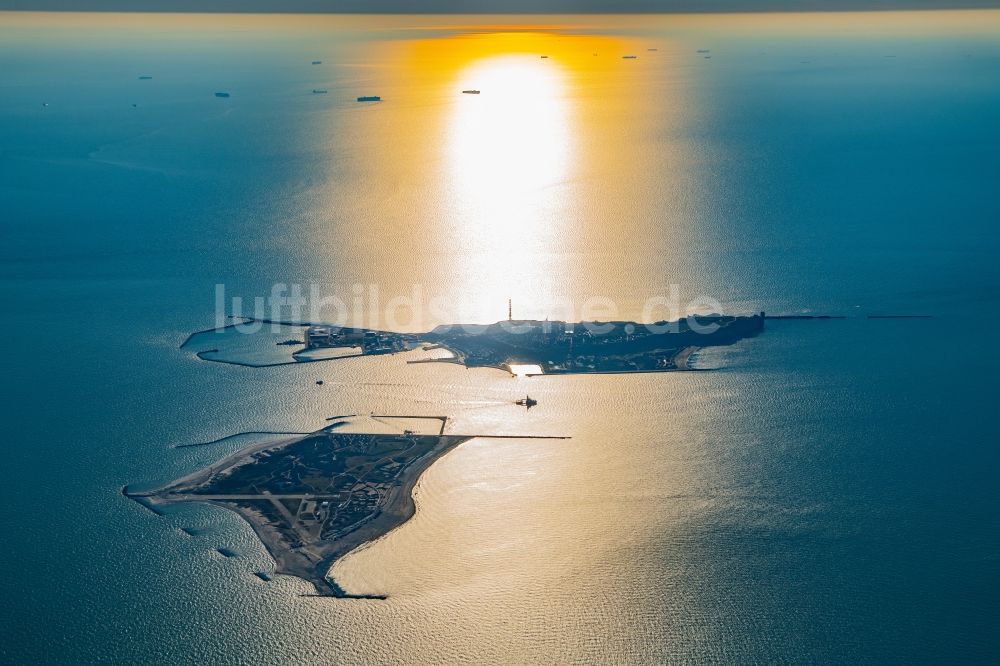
[371,29,632,324]
[448,54,569,225]
[438,36,580,321]
[508,363,544,377]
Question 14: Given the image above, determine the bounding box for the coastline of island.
[184,314,766,373]
[126,420,568,597]
[126,314,768,597]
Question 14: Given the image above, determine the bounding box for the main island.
[195,312,766,373]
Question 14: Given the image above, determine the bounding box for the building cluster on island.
[304,324,414,356]
[300,312,765,375]
[182,430,443,549]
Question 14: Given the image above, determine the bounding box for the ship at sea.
[462,90,481,94]
[357,95,381,102]
[515,396,538,409]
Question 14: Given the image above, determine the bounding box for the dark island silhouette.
[185,313,767,372]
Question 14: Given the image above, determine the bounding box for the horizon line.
[3,5,1000,15]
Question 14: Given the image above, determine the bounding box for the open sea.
[1,10,999,664]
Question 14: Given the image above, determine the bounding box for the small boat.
[311,60,322,65]
[357,95,381,102]
[312,89,328,94]
[316,380,324,385]
[138,75,153,80]
[540,55,549,59]
[622,55,638,59]
[462,90,481,94]
[214,92,230,98]
[515,395,538,409]
[647,48,658,52]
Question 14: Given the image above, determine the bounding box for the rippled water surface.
[2,11,999,664]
